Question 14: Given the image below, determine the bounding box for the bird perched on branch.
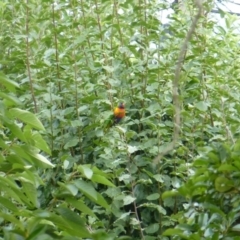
[113,102,125,124]
[104,103,125,131]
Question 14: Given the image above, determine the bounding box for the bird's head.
[118,102,125,109]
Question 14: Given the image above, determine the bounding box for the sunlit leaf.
[9,108,45,130]
[123,195,136,205]
[78,165,93,179]
[0,73,19,91]
[195,101,208,112]
[91,174,115,187]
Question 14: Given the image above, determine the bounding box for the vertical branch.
[71,0,84,163]
[202,70,214,127]
[93,0,104,51]
[137,0,148,120]
[131,182,145,240]
[138,0,144,98]
[52,2,63,109]
[142,0,148,96]
[80,0,95,63]
[113,0,134,101]
[26,0,38,113]
[221,99,235,144]
[195,8,214,128]
[79,0,98,98]
[154,0,203,164]
[49,82,54,154]
[94,0,114,108]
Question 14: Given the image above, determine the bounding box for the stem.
[113,0,134,102]
[26,0,38,113]
[221,99,235,144]
[79,0,98,98]
[94,0,113,106]
[49,82,54,154]
[154,0,203,164]
[71,0,84,163]
[131,182,145,240]
[52,3,63,109]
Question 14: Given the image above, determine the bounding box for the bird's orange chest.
[114,107,125,118]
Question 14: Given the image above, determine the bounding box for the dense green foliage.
[1,0,240,239]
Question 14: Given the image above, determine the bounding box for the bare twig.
[154,0,203,164]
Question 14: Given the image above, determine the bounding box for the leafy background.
[1,0,240,239]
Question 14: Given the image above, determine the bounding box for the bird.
[103,103,126,131]
[113,102,125,125]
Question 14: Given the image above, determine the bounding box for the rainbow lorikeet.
[113,102,125,124]
[104,103,125,131]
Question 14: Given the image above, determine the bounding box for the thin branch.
[227,0,240,5]
[70,1,84,163]
[94,0,104,50]
[26,0,38,113]
[52,3,63,109]
[49,82,54,154]
[131,182,145,240]
[79,0,98,98]
[221,98,235,144]
[113,0,134,104]
[154,0,203,164]
[211,9,240,16]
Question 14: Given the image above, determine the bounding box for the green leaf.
[95,192,111,210]
[0,176,33,208]
[215,176,233,192]
[231,224,240,232]
[145,223,159,234]
[21,181,39,208]
[91,174,115,187]
[0,73,19,91]
[66,184,78,196]
[4,121,26,142]
[27,148,55,168]
[74,180,98,201]
[233,139,240,152]
[163,228,188,238]
[78,165,93,179]
[0,92,20,106]
[31,132,51,155]
[56,207,85,225]
[162,190,179,200]
[71,120,83,127]
[64,137,79,149]
[123,195,136,205]
[12,144,53,168]
[195,101,208,111]
[140,203,166,215]
[66,198,96,217]
[146,193,160,201]
[0,196,19,212]
[203,203,225,217]
[0,212,24,230]
[127,145,138,154]
[9,108,45,130]
[48,212,90,238]
[153,174,164,183]
[92,166,109,178]
[218,164,238,172]
[156,205,167,215]
[115,212,131,222]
